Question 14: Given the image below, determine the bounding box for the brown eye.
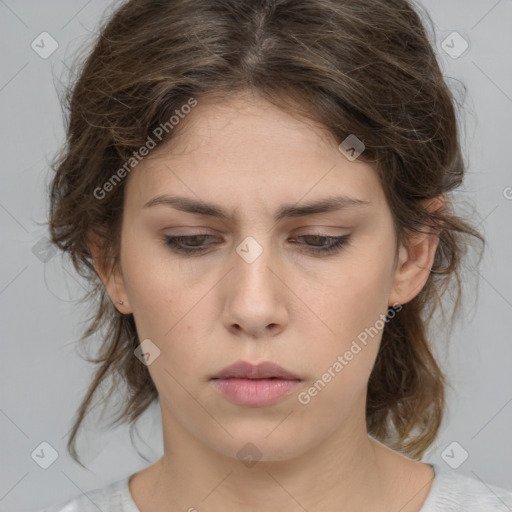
[163,234,218,255]
[290,234,351,255]
[163,233,351,256]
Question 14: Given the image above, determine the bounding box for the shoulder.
[421,464,512,512]
[32,475,139,512]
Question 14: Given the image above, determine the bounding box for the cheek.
[303,244,395,338]
[296,273,389,418]
[121,239,213,372]
[295,241,395,384]
[120,236,182,337]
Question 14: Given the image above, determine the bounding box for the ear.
[388,196,444,306]
[87,231,132,314]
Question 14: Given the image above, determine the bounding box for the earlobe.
[388,233,438,306]
[87,231,131,313]
[388,196,444,306]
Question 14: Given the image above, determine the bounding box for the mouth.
[209,360,302,407]
[211,360,301,380]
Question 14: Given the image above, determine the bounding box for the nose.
[222,237,288,339]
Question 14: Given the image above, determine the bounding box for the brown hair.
[48,0,484,466]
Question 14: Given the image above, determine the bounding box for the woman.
[39,0,512,510]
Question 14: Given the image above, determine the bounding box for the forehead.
[124,92,384,213]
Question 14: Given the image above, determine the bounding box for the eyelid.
[162,232,351,257]
[160,228,351,244]
[162,225,349,235]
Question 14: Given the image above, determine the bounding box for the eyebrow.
[143,194,371,222]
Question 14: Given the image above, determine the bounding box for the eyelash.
[162,233,350,256]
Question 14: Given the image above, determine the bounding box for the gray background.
[1,0,511,510]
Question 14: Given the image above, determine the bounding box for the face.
[97,91,436,463]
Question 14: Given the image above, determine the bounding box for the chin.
[200,425,315,465]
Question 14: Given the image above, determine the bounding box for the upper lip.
[211,360,301,380]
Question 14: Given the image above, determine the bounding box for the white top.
[35,463,512,511]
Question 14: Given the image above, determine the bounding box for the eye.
[290,234,350,255]
[162,233,217,255]
[162,233,351,256]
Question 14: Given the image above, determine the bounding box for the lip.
[210,360,302,407]
[211,360,301,380]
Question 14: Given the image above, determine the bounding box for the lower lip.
[210,378,301,407]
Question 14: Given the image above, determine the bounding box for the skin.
[91,90,442,512]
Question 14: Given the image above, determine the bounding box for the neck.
[141,404,396,511]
